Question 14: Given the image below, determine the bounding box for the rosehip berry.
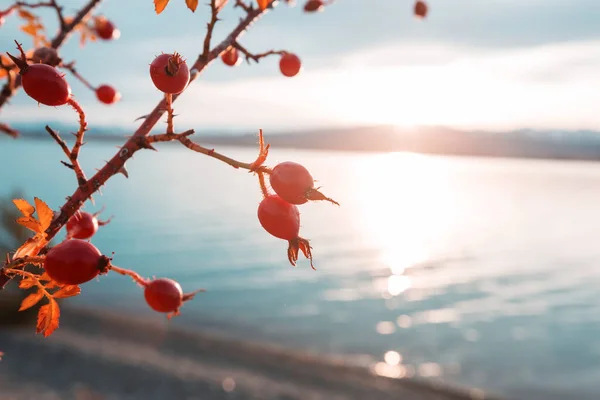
[44,240,107,285]
[94,17,120,40]
[269,162,314,205]
[96,84,121,105]
[149,53,190,94]
[66,211,99,240]
[414,1,427,18]
[304,0,324,12]
[221,47,241,67]
[279,53,302,77]
[23,64,71,106]
[269,161,339,205]
[144,278,183,313]
[257,195,315,268]
[7,49,71,106]
[258,195,300,240]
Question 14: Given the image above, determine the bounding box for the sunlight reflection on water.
[5,140,600,399]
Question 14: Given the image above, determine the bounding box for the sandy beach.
[0,303,505,400]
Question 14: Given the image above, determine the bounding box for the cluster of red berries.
[5,42,120,106]
[44,211,191,314]
[258,162,338,268]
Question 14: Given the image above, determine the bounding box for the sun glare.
[351,152,459,282]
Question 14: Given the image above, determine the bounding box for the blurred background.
[3,1,600,399]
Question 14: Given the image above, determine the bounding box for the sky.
[1,0,600,133]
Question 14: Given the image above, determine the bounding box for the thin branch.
[67,98,88,186]
[1,256,45,270]
[257,171,269,197]
[108,264,148,287]
[49,0,67,30]
[45,126,71,159]
[61,62,95,91]
[201,0,220,61]
[234,0,252,13]
[50,0,102,49]
[147,129,271,172]
[164,93,175,134]
[233,41,285,64]
[0,122,19,138]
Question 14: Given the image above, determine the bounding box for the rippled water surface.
[3,138,600,399]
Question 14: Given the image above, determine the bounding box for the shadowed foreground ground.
[0,306,505,400]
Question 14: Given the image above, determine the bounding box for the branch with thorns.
[232,41,285,64]
[0,2,274,289]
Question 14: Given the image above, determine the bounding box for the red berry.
[221,47,241,67]
[149,53,190,94]
[44,240,106,285]
[269,162,315,205]
[144,278,183,313]
[96,84,121,105]
[21,64,71,106]
[279,53,302,77]
[304,0,324,12]
[66,211,99,240]
[94,17,120,40]
[257,195,300,240]
[414,1,427,18]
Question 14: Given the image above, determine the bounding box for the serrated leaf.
[53,285,81,299]
[186,0,199,11]
[19,290,44,311]
[216,0,228,11]
[44,280,59,290]
[16,217,42,234]
[13,236,47,259]
[13,199,34,217]
[34,197,53,232]
[36,299,60,337]
[38,272,51,281]
[18,277,36,289]
[257,0,269,10]
[154,0,170,14]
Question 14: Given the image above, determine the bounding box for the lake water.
[3,137,600,399]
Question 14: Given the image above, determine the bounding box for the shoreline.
[0,304,505,400]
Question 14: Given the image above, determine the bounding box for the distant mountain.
[7,122,600,162]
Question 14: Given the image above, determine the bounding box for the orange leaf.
[17,9,36,20]
[154,0,170,14]
[34,197,53,232]
[18,277,36,289]
[257,0,269,10]
[44,280,59,290]
[216,0,228,11]
[186,0,199,12]
[20,23,39,36]
[53,285,81,299]
[13,236,47,259]
[13,199,34,217]
[19,290,44,311]
[36,299,60,337]
[16,217,42,234]
[38,272,51,281]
